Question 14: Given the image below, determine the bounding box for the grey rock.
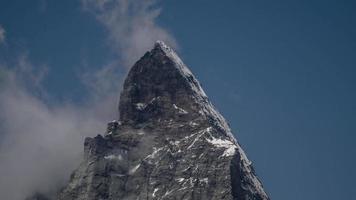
[57,41,269,200]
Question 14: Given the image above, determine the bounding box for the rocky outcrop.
[57,41,269,200]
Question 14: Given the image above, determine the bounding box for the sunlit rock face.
[57,41,269,200]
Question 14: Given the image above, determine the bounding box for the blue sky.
[0,0,355,199]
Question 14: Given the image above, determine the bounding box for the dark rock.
[106,120,120,135]
[57,41,269,200]
[25,193,51,200]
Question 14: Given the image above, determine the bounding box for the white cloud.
[80,60,124,101]
[81,0,177,67]
[0,1,178,199]
[0,56,119,200]
[0,25,5,44]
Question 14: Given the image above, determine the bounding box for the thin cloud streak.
[0,25,5,44]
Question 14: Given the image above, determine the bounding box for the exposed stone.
[57,41,269,200]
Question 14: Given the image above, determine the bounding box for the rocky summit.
[57,41,269,200]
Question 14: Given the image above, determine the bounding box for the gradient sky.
[0,0,355,199]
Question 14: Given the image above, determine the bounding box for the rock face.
[57,41,269,200]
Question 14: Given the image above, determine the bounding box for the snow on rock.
[189,121,199,127]
[156,40,236,143]
[129,164,141,175]
[200,178,209,184]
[187,127,212,149]
[152,188,159,197]
[106,120,120,135]
[57,41,270,200]
[113,173,126,177]
[176,178,185,183]
[162,189,174,198]
[135,103,147,110]
[206,137,237,157]
[110,120,120,124]
[173,104,188,114]
[104,154,123,161]
[145,147,164,160]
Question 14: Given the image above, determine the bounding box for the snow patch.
[162,189,174,198]
[169,140,180,146]
[149,97,157,103]
[200,178,209,184]
[173,104,188,114]
[189,121,199,127]
[152,188,159,197]
[206,137,236,157]
[110,119,120,124]
[135,103,146,110]
[187,127,212,149]
[176,178,185,183]
[104,154,123,161]
[145,147,164,160]
[113,173,126,177]
[129,164,141,174]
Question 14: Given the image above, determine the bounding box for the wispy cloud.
[0,1,177,199]
[81,0,177,67]
[0,25,5,44]
[38,0,47,12]
[0,54,119,200]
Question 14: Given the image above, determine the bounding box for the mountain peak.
[119,42,209,123]
[152,40,202,87]
[118,42,236,142]
[57,41,269,200]
[153,40,169,50]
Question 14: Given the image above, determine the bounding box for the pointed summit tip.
[119,39,212,126]
[119,39,235,142]
[151,40,195,80]
[153,40,175,56]
[154,40,169,49]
